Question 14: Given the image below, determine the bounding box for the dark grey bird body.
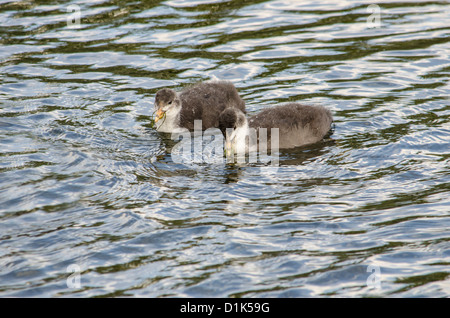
[154,81,246,132]
[219,103,333,152]
[249,103,333,148]
[179,81,245,130]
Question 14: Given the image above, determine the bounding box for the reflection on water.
[0,0,449,297]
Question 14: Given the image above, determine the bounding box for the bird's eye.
[168,101,172,105]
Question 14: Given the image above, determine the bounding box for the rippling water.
[0,0,449,297]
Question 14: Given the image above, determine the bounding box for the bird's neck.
[156,106,181,133]
[233,120,258,154]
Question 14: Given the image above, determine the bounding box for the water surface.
[0,0,449,297]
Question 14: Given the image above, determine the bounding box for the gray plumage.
[154,80,246,132]
[219,103,333,150]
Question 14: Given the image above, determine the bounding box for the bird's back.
[248,103,333,149]
[179,81,245,130]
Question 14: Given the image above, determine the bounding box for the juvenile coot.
[154,80,246,132]
[218,103,333,154]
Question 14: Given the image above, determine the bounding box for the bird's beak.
[154,108,165,123]
[225,140,232,154]
[224,134,235,157]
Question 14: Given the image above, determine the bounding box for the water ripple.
[0,0,449,297]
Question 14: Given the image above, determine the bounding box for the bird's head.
[154,88,181,123]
